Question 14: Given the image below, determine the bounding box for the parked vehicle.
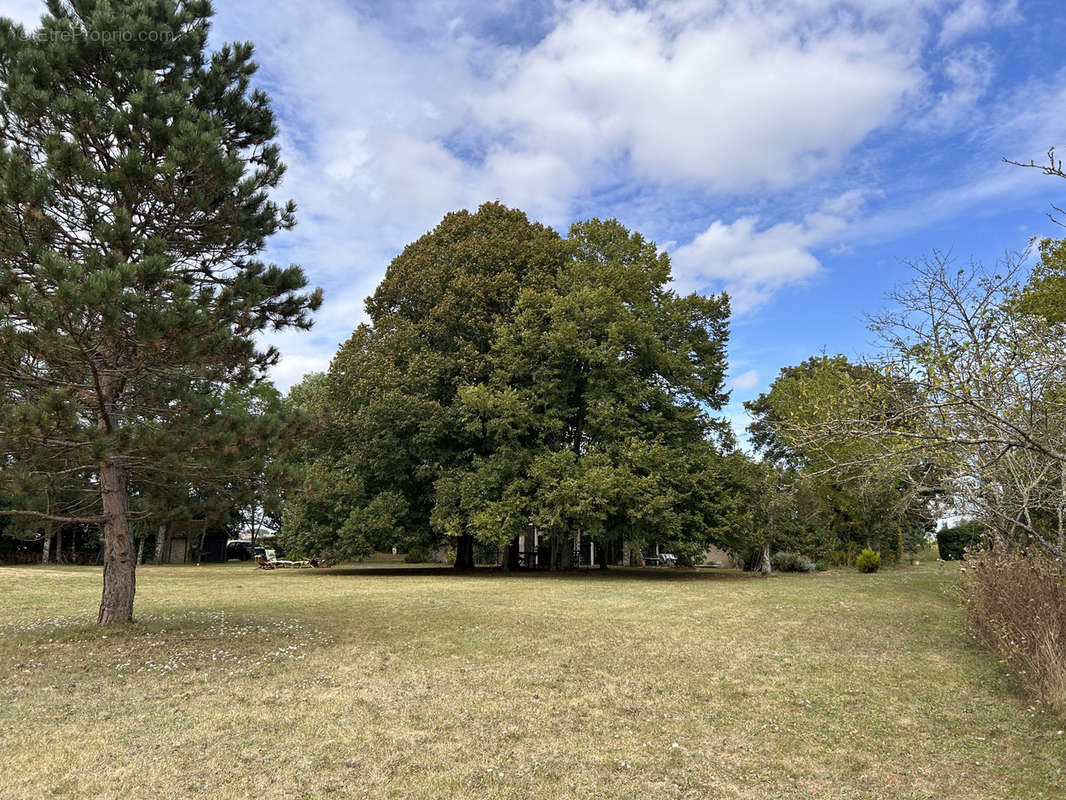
[225,540,256,561]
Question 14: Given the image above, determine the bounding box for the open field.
[1,563,1063,799]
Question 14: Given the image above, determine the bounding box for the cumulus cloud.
[0,0,1048,393]
[670,191,867,313]
[203,0,938,388]
[477,2,921,193]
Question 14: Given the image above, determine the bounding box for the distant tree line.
[277,204,936,572]
[761,236,1066,564]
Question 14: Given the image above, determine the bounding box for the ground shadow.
[292,564,755,583]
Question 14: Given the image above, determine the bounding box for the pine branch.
[0,509,104,524]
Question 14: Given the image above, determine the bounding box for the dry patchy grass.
[0,562,1063,799]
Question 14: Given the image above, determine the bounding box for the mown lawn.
[0,562,1062,799]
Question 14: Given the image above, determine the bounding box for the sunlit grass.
[1,562,1063,799]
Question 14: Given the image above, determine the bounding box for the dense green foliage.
[280,204,733,567]
[0,0,319,620]
[1016,237,1066,325]
[431,217,731,567]
[743,355,933,568]
[403,546,435,564]
[280,204,567,564]
[937,521,984,561]
[771,551,816,573]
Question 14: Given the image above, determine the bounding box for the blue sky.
[6,0,1066,438]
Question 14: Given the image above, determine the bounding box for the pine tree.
[0,1,321,623]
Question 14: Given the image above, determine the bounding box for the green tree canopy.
[281,203,567,565]
[432,218,731,567]
[281,209,733,568]
[745,355,934,563]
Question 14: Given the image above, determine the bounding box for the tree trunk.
[97,458,136,625]
[502,535,520,571]
[41,531,52,564]
[454,533,475,570]
[195,522,207,566]
[136,536,145,565]
[759,540,772,574]
[55,527,64,564]
[154,523,168,564]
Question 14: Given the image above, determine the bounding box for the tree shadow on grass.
[293,565,754,583]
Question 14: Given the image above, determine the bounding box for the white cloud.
[4,0,1051,393]
[940,0,993,44]
[203,0,1049,390]
[209,0,929,388]
[477,2,922,193]
[670,190,866,313]
[921,46,996,128]
[939,0,1020,46]
[730,369,760,391]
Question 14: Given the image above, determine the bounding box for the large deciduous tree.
[281,203,567,567]
[0,1,320,622]
[432,218,731,567]
[866,254,1066,560]
[282,208,734,568]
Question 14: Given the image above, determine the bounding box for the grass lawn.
[1,562,1063,799]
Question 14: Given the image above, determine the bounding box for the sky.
[5,0,1066,440]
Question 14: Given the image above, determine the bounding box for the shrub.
[855,548,881,573]
[403,546,434,563]
[831,545,860,568]
[965,547,1066,713]
[937,521,984,560]
[771,551,816,573]
[770,550,795,571]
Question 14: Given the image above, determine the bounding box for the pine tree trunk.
[454,533,475,570]
[97,457,136,624]
[154,523,168,564]
[55,527,64,564]
[195,523,207,566]
[41,531,52,564]
[136,536,145,565]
